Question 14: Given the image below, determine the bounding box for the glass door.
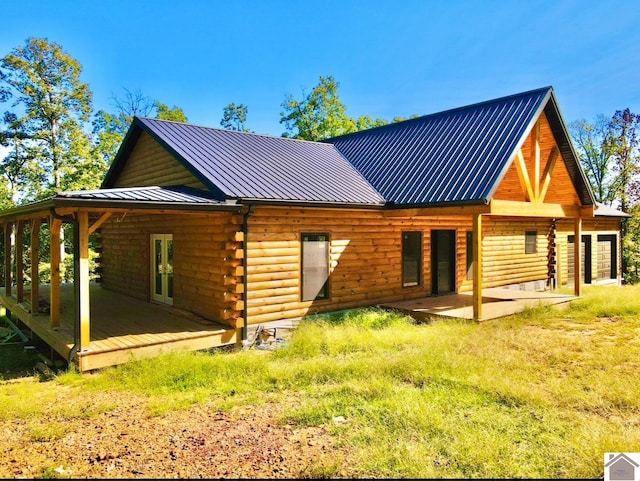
[151,234,173,305]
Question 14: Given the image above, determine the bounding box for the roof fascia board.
[52,197,243,212]
[0,199,55,222]
[544,93,596,205]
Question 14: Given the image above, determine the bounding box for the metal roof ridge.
[324,86,554,143]
[136,116,339,147]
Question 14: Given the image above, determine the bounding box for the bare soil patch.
[0,387,350,479]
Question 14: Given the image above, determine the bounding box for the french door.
[151,234,173,305]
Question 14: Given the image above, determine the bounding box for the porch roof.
[0,185,243,221]
[594,202,631,217]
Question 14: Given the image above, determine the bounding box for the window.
[466,231,473,280]
[525,231,537,254]
[402,232,422,286]
[301,233,329,301]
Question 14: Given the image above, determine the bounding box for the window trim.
[300,232,330,302]
[402,231,423,287]
[466,231,473,280]
[525,231,537,255]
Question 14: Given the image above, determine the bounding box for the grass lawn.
[1,284,639,478]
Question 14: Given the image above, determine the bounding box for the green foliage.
[569,109,640,282]
[354,115,388,130]
[621,205,640,283]
[220,102,251,132]
[154,101,188,122]
[610,109,640,213]
[280,75,357,140]
[279,75,423,141]
[4,289,640,477]
[392,114,421,123]
[0,37,97,203]
[91,88,188,169]
[570,115,619,205]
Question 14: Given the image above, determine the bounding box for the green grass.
[4,284,640,478]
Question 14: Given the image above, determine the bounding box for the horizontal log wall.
[100,212,243,327]
[481,218,551,289]
[244,206,475,325]
[556,217,622,285]
[115,132,208,189]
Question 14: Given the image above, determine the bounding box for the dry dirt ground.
[0,385,352,479]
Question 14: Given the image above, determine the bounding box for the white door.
[151,234,173,305]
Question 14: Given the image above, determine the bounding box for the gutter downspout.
[50,208,80,366]
[241,204,254,342]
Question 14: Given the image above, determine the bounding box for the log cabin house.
[0,86,627,371]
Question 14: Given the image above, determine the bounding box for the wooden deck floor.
[381,288,575,322]
[0,283,237,372]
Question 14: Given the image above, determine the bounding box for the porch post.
[78,211,91,350]
[50,217,62,329]
[472,213,483,321]
[15,221,24,302]
[30,219,41,314]
[4,222,12,297]
[574,217,582,297]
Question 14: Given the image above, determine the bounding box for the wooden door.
[151,234,173,305]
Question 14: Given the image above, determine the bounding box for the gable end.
[102,119,227,200]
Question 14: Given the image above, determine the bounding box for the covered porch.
[0,186,244,372]
[0,283,236,372]
[381,287,575,323]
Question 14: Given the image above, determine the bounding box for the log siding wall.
[115,132,208,189]
[481,218,551,289]
[244,207,474,325]
[556,217,622,286]
[100,212,243,327]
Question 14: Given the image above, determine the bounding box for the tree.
[569,116,619,205]
[92,89,188,166]
[0,37,94,198]
[392,114,421,123]
[280,75,356,141]
[354,115,389,131]
[0,112,45,205]
[623,204,640,284]
[610,108,640,213]
[220,102,250,132]
[154,102,187,123]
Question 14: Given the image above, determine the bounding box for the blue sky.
[2,0,640,137]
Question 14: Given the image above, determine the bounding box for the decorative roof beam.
[514,150,535,202]
[538,146,559,203]
[533,120,541,200]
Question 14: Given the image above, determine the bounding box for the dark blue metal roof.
[56,186,239,210]
[105,118,384,206]
[101,86,593,208]
[325,86,569,206]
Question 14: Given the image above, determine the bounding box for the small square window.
[525,231,537,254]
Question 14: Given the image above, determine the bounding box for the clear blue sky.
[3,0,640,137]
